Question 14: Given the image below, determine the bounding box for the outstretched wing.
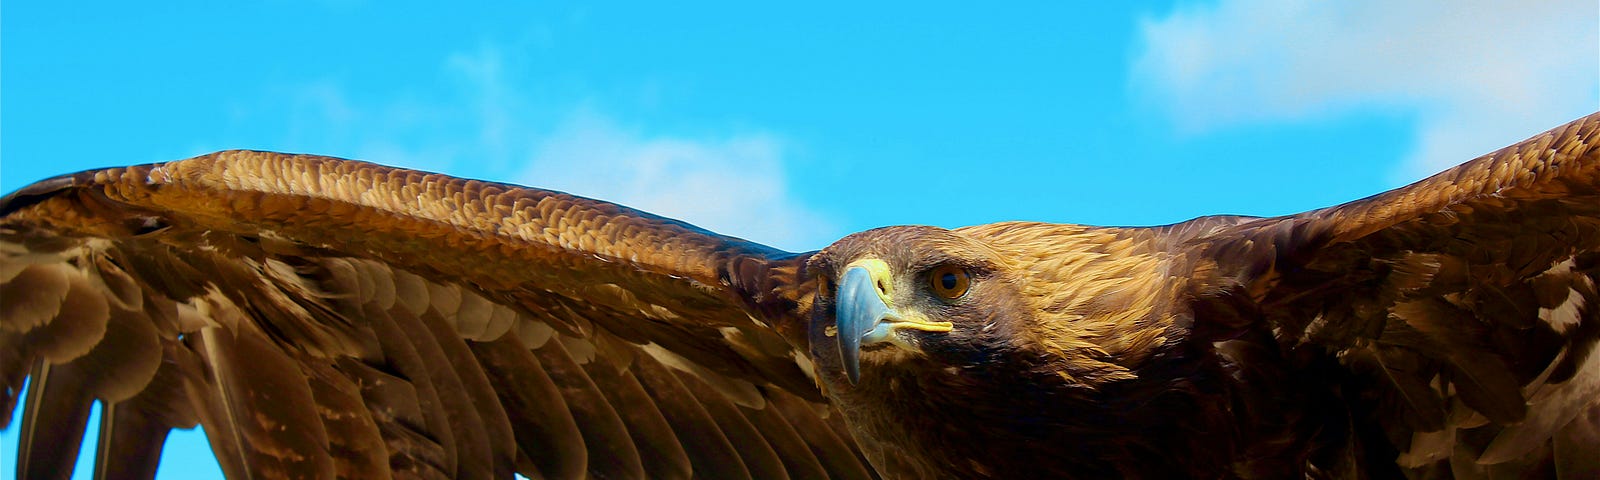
[1206,113,1600,477]
[0,151,871,479]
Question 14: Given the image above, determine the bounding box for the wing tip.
[0,150,258,219]
[0,171,89,218]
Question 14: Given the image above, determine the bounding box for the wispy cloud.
[521,110,836,251]
[245,44,837,251]
[449,45,836,251]
[1132,0,1599,181]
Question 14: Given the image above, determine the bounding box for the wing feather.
[356,302,464,478]
[414,309,517,477]
[1341,344,1448,432]
[187,324,337,479]
[1199,112,1600,476]
[467,334,588,480]
[631,350,753,479]
[16,265,110,363]
[18,361,96,479]
[91,349,200,480]
[94,398,171,480]
[736,397,834,479]
[0,150,870,478]
[296,361,391,480]
[337,357,452,478]
[766,389,878,480]
[580,347,695,479]
[383,306,495,479]
[528,334,647,480]
[671,368,791,480]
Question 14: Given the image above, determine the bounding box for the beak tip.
[839,329,862,385]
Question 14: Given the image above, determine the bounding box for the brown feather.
[18,361,95,480]
[671,368,791,480]
[24,270,110,364]
[355,303,461,478]
[68,295,162,403]
[765,390,876,480]
[185,325,336,479]
[335,357,451,479]
[580,347,695,479]
[467,334,588,480]
[1341,344,1448,432]
[297,361,391,480]
[415,309,517,478]
[1389,298,1527,423]
[383,306,495,480]
[631,349,752,480]
[94,399,171,480]
[529,335,646,480]
[0,263,71,332]
[736,397,833,480]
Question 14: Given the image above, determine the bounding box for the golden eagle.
[3,113,1598,479]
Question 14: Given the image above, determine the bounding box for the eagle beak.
[835,259,953,384]
[837,265,889,384]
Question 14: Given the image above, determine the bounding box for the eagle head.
[804,223,1237,477]
[808,225,1025,385]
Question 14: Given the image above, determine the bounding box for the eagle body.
[3,114,1599,479]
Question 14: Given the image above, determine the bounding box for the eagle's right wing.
[1,150,874,479]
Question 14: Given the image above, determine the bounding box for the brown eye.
[927,264,971,300]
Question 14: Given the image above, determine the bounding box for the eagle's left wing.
[1199,113,1600,478]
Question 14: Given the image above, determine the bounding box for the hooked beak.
[834,259,953,384]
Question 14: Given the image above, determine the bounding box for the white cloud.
[440,46,837,251]
[259,44,837,252]
[1132,0,1599,181]
[520,110,837,252]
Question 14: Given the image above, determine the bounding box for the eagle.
[2,113,1597,480]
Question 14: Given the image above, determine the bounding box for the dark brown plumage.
[2,113,1598,479]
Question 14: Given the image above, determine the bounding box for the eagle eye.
[927,264,971,300]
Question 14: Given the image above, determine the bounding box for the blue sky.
[3,1,1597,478]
